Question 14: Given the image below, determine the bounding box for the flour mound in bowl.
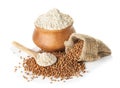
[34,8,73,30]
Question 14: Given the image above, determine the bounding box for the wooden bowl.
[32,25,75,52]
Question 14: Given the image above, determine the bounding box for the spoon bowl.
[12,41,57,66]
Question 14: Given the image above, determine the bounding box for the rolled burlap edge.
[64,33,111,62]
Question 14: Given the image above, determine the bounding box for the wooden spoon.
[12,41,57,66]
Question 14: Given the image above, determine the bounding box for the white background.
[0,0,120,88]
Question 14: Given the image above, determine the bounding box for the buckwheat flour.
[34,8,73,30]
[36,53,57,67]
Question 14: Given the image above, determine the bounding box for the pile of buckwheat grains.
[14,40,86,82]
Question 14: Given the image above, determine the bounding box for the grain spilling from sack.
[20,40,86,81]
[64,33,111,61]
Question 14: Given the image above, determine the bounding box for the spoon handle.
[12,41,37,58]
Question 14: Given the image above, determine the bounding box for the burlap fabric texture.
[64,33,111,61]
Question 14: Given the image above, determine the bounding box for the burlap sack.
[64,33,111,61]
